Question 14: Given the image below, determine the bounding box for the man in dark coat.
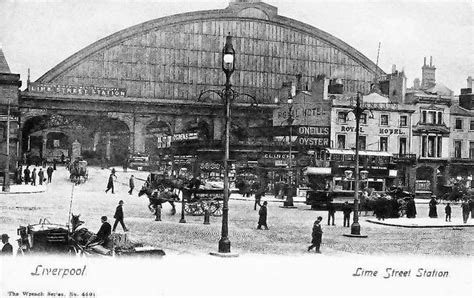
[30,168,37,186]
[128,175,135,195]
[469,199,474,219]
[105,171,117,194]
[113,200,129,232]
[38,168,45,185]
[87,216,112,247]
[46,166,54,183]
[342,201,352,227]
[23,166,30,185]
[257,201,269,230]
[428,195,438,218]
[445,203,452,222]
[461,200,470,224]
[254,183,265,211]
[1,234,13,255]
[406,198,417,218]
[308,216,323,253]
[327,200,336,226]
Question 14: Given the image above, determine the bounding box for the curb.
[366,219,474,228]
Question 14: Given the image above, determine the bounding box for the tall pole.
[219,73,231,253]
[288,104,293,185]
[351,93,361,235]
[2,99,11,192]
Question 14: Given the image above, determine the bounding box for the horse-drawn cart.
[68,160,88,184]
[182,188,223,217]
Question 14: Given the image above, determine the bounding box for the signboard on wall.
[29,83,127,97]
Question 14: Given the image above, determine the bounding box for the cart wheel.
[210,201,222,217]
[185,203,203,216]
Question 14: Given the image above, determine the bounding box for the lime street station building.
[14,0,382,181]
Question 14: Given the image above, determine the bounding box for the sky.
[0,0,472,95]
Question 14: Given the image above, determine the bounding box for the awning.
[325,148,392,157]
[304,167,332,175]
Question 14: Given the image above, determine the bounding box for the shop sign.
[30,83,127,97]
[200,162,221,170]
[157,135,172,148]
[172,132,199,142]
[340,126,364,133]
[263,153,296,160]
[0,115,18,122]
[379,128,407,135]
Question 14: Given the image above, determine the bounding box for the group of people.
[15,164,55,186]
[429,195,474,224]
[86,200,129,248]
[104,168,135,195]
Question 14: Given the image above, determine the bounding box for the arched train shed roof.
[36,1,385,103]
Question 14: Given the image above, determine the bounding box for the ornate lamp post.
[200,34,256,255]
[274,90,295,207]
[344,92,369,237]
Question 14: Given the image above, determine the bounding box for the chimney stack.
[467,76,473,89]
[424,57,426,66]
[392,64,396,74]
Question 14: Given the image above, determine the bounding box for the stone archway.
[22,114,130,165]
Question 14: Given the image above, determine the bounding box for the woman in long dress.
[428,195,438,218]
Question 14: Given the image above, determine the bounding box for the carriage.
[68,160,88,184]
[181,187,224,216]
[16,216,165,257]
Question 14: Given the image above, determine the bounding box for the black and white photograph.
[0,0,472,297]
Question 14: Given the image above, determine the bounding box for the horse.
[138,183,179,217]
[69,161,88,184]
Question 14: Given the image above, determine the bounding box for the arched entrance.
[22,114,130,165]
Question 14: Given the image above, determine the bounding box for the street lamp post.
[2,98,11,192]
[344,92,369,237]
[200,34,257,255]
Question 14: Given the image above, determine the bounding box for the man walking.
[113,200,129,232]
[30,168,37,186]
[327,200,335,226]
[128,175,135,195]
[257,201,269,230]
[342,201,352,227]
[23,166,30,185]
[308,216,323,253]
[461,199,470,224]
[445,203,451,222]
[1,234,13,255]
[105,170,117,194]
[38,168,45,185]
[46,165,54,183]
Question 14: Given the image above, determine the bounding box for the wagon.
[182,188,224,217]
[69,160,88,184]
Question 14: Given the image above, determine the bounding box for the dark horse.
[138,183,180,217]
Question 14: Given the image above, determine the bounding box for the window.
[337,135,345,149]
[470,120,474,131]
[437,112,443,124]
[422,136,427,157]
[437,136,442,157]
[399,138,407,155]
[400,115,408,127]
[337,112,347,123]
[454,141,462,158]
[428,136,435,157]
[428,111,436,124]
[455,118,463,130]
[360,113,367,125]
[380,115,389,126]
[380,137,388,151]
[470,142,474,159]
[422,111,427,123]
[358,136,366,150]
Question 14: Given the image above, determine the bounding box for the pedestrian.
[30,168,37,186]
[445,203,451,222]
[469,198,474,219]
[105,170,117,194]
[307,216,323,253]
[86,216,112,247]
[428,195,438,218]
[257,201,269,230]
[53,160,57,171]
[406,198,417,218]
[23,166,30,185]
[342,201,352,227]
[461,200,470,224]
[46,165,54,183]
[1,234,13,255]
[327,200,335,226]
[38,168,45,185]
[128,175,135,195]
[254,184,264,211]
[113,200,129,232]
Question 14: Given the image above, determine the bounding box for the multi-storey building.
[449,77,474,189]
